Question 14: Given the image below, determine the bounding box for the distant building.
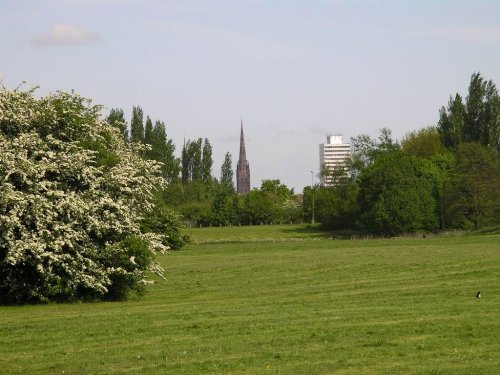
[237,121,250,194]
[319,134,351,186]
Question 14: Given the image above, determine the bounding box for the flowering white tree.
[0,86,169,303]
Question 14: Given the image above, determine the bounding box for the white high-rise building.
[319,134,351,186]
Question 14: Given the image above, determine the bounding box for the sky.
[1,0,500,192]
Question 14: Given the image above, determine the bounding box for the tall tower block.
[319,134,351,186]
[236,121,251,194]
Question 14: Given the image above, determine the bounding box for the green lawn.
[1,227,499,374]
[184,223,329,243]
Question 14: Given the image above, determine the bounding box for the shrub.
[0,86,168,304]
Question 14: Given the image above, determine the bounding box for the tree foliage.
[106,108,128,141]
[144,116,153,146]
[147,120,179,182]
[201,138,213,185]
[240,180,298,225]
[220,152,235,193]
[401,126,447,159]
[0,87,169,304]
[443,143,500,229]
[130,106,144,143]
[438,73,500,152]
[358,152,439,235]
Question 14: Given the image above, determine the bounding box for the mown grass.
[1,226,499,374]
[184,223,329,243]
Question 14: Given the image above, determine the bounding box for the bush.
[140,198,190,250]
[0,86,168,304]
[358,152,440,235]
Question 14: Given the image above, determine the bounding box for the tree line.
[105,106,303,226]
[104,72,499,233]
[106,73,499,234]
[306,72,500,235]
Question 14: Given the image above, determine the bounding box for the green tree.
[180,139,202,183]
[401,126,447,159]
[220,152,235,193]
[313,181,360,229]
[358,152,439,235]
[438,73,500,152]
[212,184,236,225]
[349,128,399,178]
[201,138,213,185]
[106,108,128,141]
[150,120,179,182]
[130,106,144,143]
[181,140,189,184]
[210,153,236,226]
[438,94,466,150]
[443,143,500,229]
[377,127,400,154]
[190,138,203,182]
[144,116,153,146]
[140,195,189,250]
[349,134,377,178]
[239,180,295,224]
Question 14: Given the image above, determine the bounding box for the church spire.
[239,119,246,162]
[236,120,250,195]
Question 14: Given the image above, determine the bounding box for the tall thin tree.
[130,106,144,143]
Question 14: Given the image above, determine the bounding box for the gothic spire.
[237,120,250,194]
[239,119,246,162]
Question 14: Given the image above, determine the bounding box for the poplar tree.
[438,94,466,150]
[181,140,189,184]
[189,138,203,182]
[220,152,235,193]
[144,116,154,146]
[151,120,179,182]
[106,108,128,141]
[130,106,144,143]
[201,138,213,184]
[438,72,500,152]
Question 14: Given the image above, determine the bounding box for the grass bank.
[1,229,499,374]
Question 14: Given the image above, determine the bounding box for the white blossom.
[0,87,168,302]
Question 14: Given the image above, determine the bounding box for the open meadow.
[1,225,499,374]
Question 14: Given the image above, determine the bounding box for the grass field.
[184,223,330,243]
[1,225,499,374]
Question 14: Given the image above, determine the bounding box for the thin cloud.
[408,27,500,44]
[157,22,309,62]
[31,24,100,46]
[49,0,133,6]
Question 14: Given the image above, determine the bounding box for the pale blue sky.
[1,0,499,191]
